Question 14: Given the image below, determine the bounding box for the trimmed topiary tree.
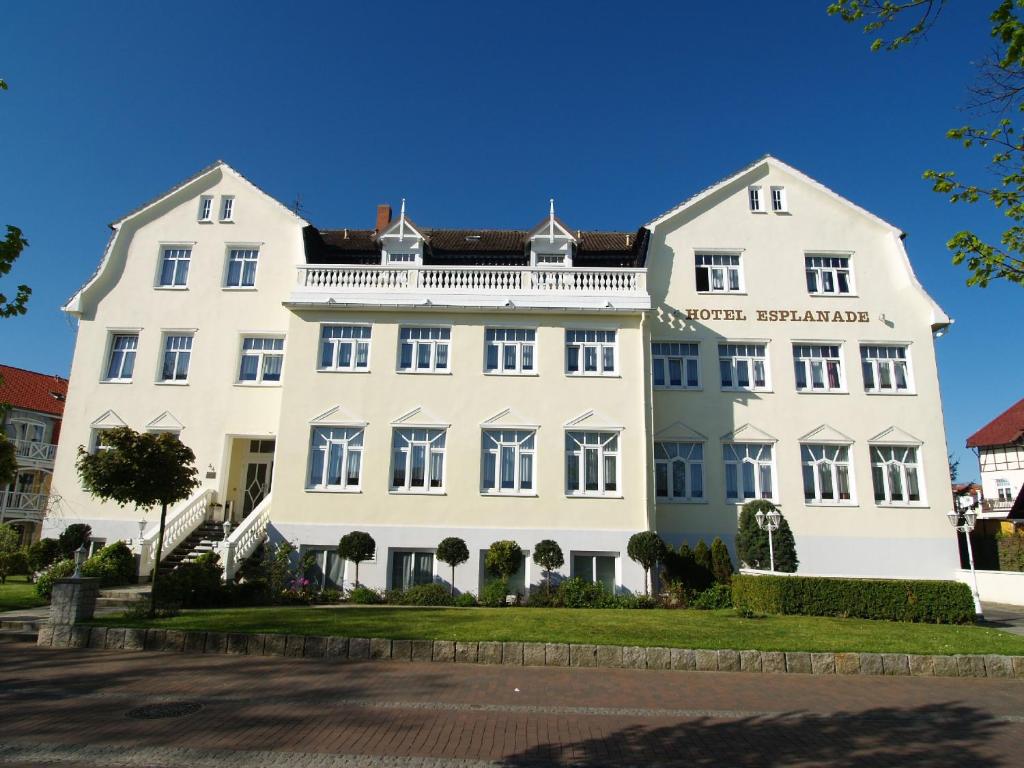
[338,530,376,587]
[436,536,469,596]
[485,540,522,596]
[627,531,667,595]
[58,523,92,559]
[532,539,564,592]
[736,500,799,573]
[710,537,734,585]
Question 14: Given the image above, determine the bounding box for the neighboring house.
[966,397,1024,534]
[0,365,68,546]
[952,481,983,511]
[46,157,959,594]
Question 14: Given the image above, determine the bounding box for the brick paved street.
[0,645,1021,767]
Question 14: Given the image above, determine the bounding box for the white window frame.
[158,332,193,383]
[319,324,371,372]
[197,196,213,222]
[695,253,744,293]
[651,342,700,390]
[307,426,364,492]
[748,185,764,213]
[570,552,618,592]
[390,428,446,493]
[220,195,235,222]
[718,343,770,392]
[481,429,537,495]
[723,442,777,503]
[793,344,846,393]
[224,247,259,288]
[89,428,114,454]
[103,332,139,382]
[565,430,621,497]
[770,186,787,213]
[870,445,925,506]
[237,336,285,385]
[484,328,537,375]
[996,479,1013,502]
[156,246,191,288]
[800,443,855,505]
[565,330,617,376]
[301,546,346,589]
[654,441,705,502]
[861,344,914,394]
[398,327,451,374]
[805,254,854,295]
[386,250,417,264]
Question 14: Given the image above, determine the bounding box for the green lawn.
[0,575,46,612]
[90,605,1024,655]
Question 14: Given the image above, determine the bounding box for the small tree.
[26,538,60,573]
[692,539,714,591]
[532,539,564,592]
[76,427,199,617]
[338,530,375,587]
[0,523,21,583]
[627,531,667,596]
[710,537,734,585]
[736,500,799,573]
[485,540,523,581]
[436,536,469,596]
[58,523,92,559]
[0,435,16,487]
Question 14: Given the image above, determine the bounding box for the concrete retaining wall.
[957,569,1024,607]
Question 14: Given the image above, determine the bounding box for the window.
[565,330,616,375]
[320,325,370,371]
[105,334,138,381]
[198,196,213,222]
[304,548,345,589]
[871,445,922,504]
[996,479,1013,502]
[771,186,787,213]
[90,429,113,454]
[238,337,284,384]
[719,343,769,391]
[160,334,193,382]
[805,255,852,295]
[793,344,844,392]
[801,444,853,503]
[748,185,764,212]
[387,251,416,264]
[398,327,450,372]
[654,442,704,501]
[566,431,619,495]
[652,342,700,389]
[307,427,363,490]
[481,430,535,494]
[723,443,775,502]
[695,253,743,293]
[573,554,616,592]
[485,329,536,374]
[392,551,434,591]
[250,439,276,454]
[220,196,234,221]
[226,248,259,288]
[158,247,191,287]
[391,428,446,492]
[536,253,565,265]
[861,345,912,393]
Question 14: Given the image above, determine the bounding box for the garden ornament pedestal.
[50,577,101,625]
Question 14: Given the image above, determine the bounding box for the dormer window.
[387,251,416,264]
[379,199,425,266]
[528,199,576,267]
[536,252,566,266]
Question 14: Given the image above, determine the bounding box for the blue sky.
[1,1,1019,480]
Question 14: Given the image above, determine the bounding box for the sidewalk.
[981,602,1024,637]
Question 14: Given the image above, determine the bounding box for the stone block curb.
[51,625,1024,680]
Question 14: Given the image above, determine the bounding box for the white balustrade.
[141,488,215,576]
[12,439,57,463]
[218,493,271,580]
[0,491,48,522]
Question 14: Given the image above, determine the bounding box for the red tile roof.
[0,365,68,417]
[966,397,1024,449]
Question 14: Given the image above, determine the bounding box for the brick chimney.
[375,204,392,233]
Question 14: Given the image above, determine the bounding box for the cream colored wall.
[270,309,650,533]
[47,167,305,539]
[647,161,959,576]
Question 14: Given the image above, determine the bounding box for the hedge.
[731,574,975,624]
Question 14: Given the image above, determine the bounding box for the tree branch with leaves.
[0,78,31,316]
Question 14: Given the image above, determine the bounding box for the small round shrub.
[317,588,342,604]
[81,541,136,586]
[557,577,616,608]
[454,592,478,607]
[526,587,558,607]
[692,583,733,610]
[347,586,384,604]
[58,524,92,559]
[35,559,75,599]
[615,594,659,609]
[485,540,523,580]
[390,583,454,606]
[480,578,509,607]
[27,538,60,573]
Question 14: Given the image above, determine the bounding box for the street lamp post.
[755,508,782,572]
[947,505,983,617]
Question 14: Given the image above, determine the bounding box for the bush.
[710,538,734,585]
[454,592,478,607]
[532,539,564,591]
[338,531,375,586]
[317,588,342,604]
[557,577,616,608]
[693,540,714,588]
[526,587,558,607]
[627,531,667,595]
[614,594,659,609]
[997,531,1024,572]
[0,523,23,583]
[58,524,92,559]
[388,583,454,606]
[736,500,798,572]
[348,586,384,604]
[436,536,469,595]
[485,540,522,581]
[35,559,75,599]
[692,583,733,610]
[27,538,60,573]
[81,541,136,587]
[154,553,226,608]
[730,574,975,624]
[480,578,509,607]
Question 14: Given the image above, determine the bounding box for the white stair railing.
[218,493,271,580]
[140,488,216,577]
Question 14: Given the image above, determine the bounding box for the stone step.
[0,628,37,644]
[0,620,40,631]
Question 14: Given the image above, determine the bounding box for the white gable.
[654,421,708,442]
[481,408,540,429]
[310,405,367,427]
[391,406,450,428]
[868,426,923,446]
[146,411,184,432]
[90,410,126,429]
[564,410,623,430]
[798,424,854,444]
[721,423,777,443]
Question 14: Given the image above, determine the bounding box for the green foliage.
[0,523,22,583]
[347,586,385,604]
[627,531,667,595]
[265,539,298,599]
[154,553,227,608]
[480,578,509,607]
[693,539,712,579]
[692,584,733,610]
[58,524,92,559]
[736,501,799,573]
[556,577,617,608]
[484,540,522,580]
[532,539,564,590]
[337,530,375,586]
[0,225,31,318]
[454,592,478,607]
[80,541,136,587]
[996,530,1024,571]
[317,588,341,604]
[26,538,60,572]
[710,538,734,585]
[731,574,975,624]
[435,536,469,595]
[0,436,16,486]
[34,559,75,599]
[387,583,454,606]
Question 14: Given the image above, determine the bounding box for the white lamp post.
[71,543,89,579]
[137,519,147,553]
[947,505,983,617]
[755,508,782,572]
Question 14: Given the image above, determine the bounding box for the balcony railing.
[0,491,48,522]
[12,439,57,464]
[982,498,1015,514]
[292,265,650,310]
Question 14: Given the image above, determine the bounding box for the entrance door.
[242,461,273,517]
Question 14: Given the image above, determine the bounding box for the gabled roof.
[798,424,854,444]
[0,365,68,417]
[967,397,1024,449]
[481,408,540,429]
[391,406,449,428]
[309,404,367,427]
[868,426,922,446]
[721,424,776,443]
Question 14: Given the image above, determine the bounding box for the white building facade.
[46,157,960,593]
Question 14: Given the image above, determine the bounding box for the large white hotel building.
[45,157,959,594]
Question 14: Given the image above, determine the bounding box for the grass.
[0,575,46,612]
[89,605,1024,656]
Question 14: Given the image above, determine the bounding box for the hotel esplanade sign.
[680,308,871,323]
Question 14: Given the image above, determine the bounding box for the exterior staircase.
[155,521,228,577]
[0,618,41,644]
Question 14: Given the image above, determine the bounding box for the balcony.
[0,491,48,523]
[981,498,1015,515]
[12,439,57,467]
[289,265,650,311]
